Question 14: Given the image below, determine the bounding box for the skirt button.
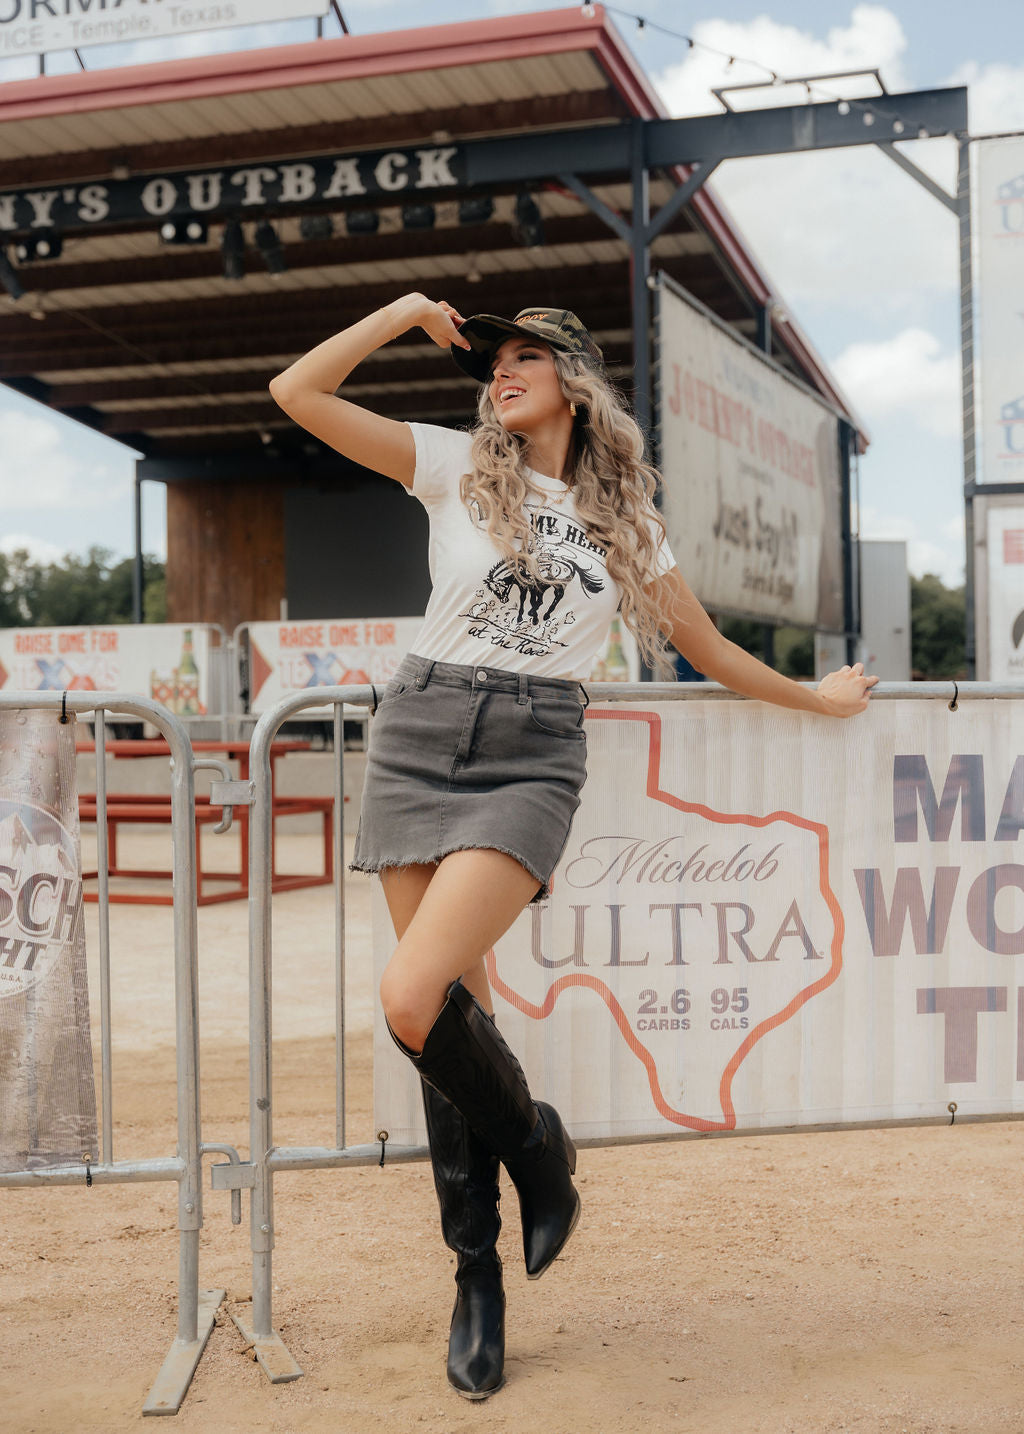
[476,670,488,682]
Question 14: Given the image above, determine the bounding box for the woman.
[269,293,876,1401]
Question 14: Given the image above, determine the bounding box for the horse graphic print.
[460,504,608,658]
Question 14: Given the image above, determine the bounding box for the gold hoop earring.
[569,401,577,418]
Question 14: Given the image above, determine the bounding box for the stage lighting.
[514,191,544,247]
[254,220,287,275]
[458,195,494,225]
[159,219,208,245]
[401,202,436,231]
[346,209,380,236]
[13,235,62,262]
[0,248,23,300]
[299,214,334,242]
[221,219,245,280]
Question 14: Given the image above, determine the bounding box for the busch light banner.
[0,709,96,1172]
[375,696,1024,1142]
[976,136,1024,487]
[655,276,845,631]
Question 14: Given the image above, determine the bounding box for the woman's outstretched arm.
[649,566,877,717]
[268,293,469,487]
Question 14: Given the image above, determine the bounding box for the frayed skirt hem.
[348,843,550,902]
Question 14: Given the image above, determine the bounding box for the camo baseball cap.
[451,307,604,382]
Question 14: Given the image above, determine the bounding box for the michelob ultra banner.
[0,710,96,1172]
[0,624,211,717]
[374,696,1024,1142]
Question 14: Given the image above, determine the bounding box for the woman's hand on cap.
[421,298,471,349]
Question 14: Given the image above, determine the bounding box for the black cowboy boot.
[393,980,580,1280]
[422,1080,505,1399]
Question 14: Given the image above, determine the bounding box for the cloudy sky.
[1,0,1020,588]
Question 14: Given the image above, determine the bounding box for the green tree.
[0,546,166,627]
[910,573,965,679]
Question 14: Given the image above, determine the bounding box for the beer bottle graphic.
[177,629,200,716]
[604,616,630,681]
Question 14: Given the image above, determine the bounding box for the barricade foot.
[230,1307,304,1384]
[143,1287,225,1416]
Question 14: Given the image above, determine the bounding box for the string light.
[593,3,925,137]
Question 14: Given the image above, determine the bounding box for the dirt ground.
[3,833,1024,1434]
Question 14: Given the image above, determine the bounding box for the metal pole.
[630,120,652,444]
[839,420,858,665]
[333,703,347,1153]
[957,134,977,679]
[132,466,144,624]
[95,709,114,1166]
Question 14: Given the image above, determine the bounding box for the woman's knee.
[379,963,440,1052]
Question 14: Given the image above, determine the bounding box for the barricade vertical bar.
[230,708,303,1382]
[333,702,346,1152]
[94,708,114,1165]
[144,699,225,1416]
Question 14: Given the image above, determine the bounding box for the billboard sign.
[985,505,1024,682]
[976,136,1024,487]
[0,2,330,61]
[655,277,845,630]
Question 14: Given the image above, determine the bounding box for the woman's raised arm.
[268,293,470,488]
[648,565,877,717]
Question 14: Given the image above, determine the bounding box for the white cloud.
[0,533,64,564]
[859,506,964,587]
[653,7,960,317]
[832,328,961,438]
[657,4,909,119]
[0,410,127,512]
[947,60,1024,136]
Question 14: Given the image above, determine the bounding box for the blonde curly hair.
[463,349,676,678]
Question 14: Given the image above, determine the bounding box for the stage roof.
[0,5,862,468]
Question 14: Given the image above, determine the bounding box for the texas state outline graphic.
[485,708,845,1131]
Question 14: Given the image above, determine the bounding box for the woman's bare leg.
[379,862,495,1013]
[379,848,540,1050]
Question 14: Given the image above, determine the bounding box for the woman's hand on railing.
[816,662,879,717]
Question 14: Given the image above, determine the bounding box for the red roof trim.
[0,8,606,122]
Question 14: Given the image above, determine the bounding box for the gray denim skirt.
[350,653,589,902]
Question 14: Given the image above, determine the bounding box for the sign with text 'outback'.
[656,278,845,630]
[0,2,330,61]
[375,697,1024,1142]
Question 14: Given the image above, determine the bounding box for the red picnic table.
[76,738,335,905]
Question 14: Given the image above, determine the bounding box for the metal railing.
[236,676,1023,1383]
[0,691,242,1416]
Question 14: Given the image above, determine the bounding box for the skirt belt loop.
[416,659,435,690]
[517,671,529,706]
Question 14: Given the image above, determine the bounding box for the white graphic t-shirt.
[405,423,676,680]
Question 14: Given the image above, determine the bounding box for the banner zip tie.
[377,1129,388,1167]
[948,681,959,712]
[948,1101,958,1125]
[82,1154,93,1187]
[59,690,69,724]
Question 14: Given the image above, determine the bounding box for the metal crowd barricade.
[236,677,1024,1385]
[0,691,244,1417]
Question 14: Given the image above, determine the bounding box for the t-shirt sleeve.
[406,422,475,508]
[649,512,677,576]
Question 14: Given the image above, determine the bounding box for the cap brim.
[449,314,538,382]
